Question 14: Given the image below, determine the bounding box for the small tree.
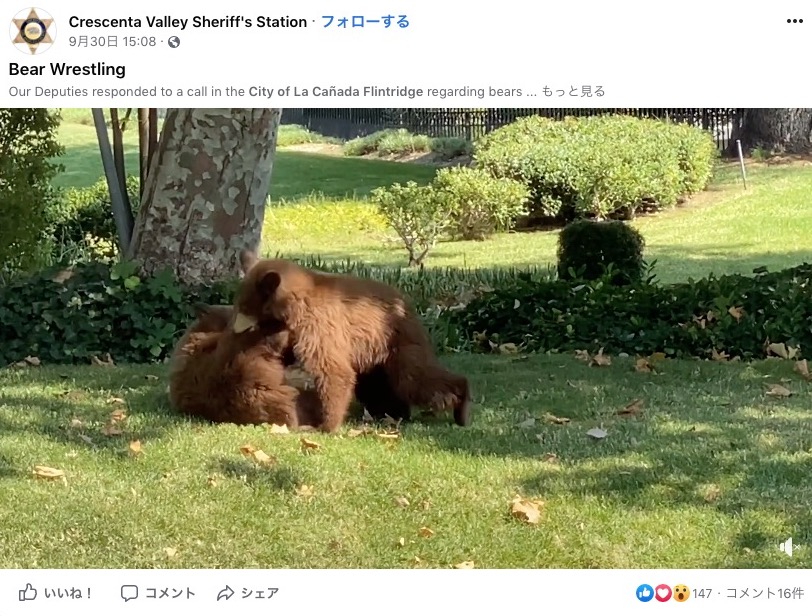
[370,182,450,267]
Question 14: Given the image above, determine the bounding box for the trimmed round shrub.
[557,219,645,286]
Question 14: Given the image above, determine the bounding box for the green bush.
[557,219,645,285]
[432,167,529,240]
[370,181,449,266]
[473,114,717,225]
[49,175,141,248]
[376,129,432,156]
[430,137,473,160]
[344,129,472,160]
[276,124,341,147]
[0,108,64,276]
[344,129,405,156]
[451,263,812,360]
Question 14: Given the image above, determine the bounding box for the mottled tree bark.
[738,108,812,154]
[129,108,282,284]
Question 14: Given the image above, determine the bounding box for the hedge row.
[3,258,812,366]
[451,264,812,360]
[473,114,718,225]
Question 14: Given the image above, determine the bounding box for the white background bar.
[3,0,810,106]
[1,569,811,615]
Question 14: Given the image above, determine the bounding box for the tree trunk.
[128,108,282,284]
[737,108,812,154]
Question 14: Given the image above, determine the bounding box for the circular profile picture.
[10,7,56,55]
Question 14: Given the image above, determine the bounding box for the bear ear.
[256,271,282,298]
[239,249,259,274]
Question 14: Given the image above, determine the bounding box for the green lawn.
[55,119,812,285]
[2,355,811,568]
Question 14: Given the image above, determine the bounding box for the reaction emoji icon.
[636,584,655,602]
[655,584,673,602]
[673,585,690,602]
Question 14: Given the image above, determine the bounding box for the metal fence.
[281,108,744,151]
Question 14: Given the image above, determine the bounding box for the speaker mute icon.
[779,537,793,557]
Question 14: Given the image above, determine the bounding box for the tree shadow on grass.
[0,452,22,480]
[0,364,185,452]
[419,354,812,549]
[211,458,305,492]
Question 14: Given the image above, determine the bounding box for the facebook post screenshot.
[1,0,811,613]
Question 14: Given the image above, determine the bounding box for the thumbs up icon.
[19,583,37,601]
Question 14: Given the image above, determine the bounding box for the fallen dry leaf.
[728,306,745,321]
[33,465,65,480]
[544,413,571,425]
[295,484,314,498]
[765,384,792,398]
[164,547,177,558]
[239,444,275,465]
[268,423,290,435]
[591,348,612,367]
[766,342,800,360]
[128,440,143,456]
[454,561,475,569]
[586,427,608,439]
[516,417,536,429]
[617,399,644,417]
[144,374,159,381]
[347,427,372,438]
[90,353,115,367]
[381,414,402,427]
[711,348,729,362]
[634,358,653,373]
[510,495,545,525]
[66,451,79,459]
[300,437,321,452]
[397,537,406,547]
[420,499,432,511]
[418,527,435,538]
[23,355,41,367]
[101,423,123,437]
[541,453,559,464]
[498,343,518,355]
[207,476,218,488]
[69,418,84,429]
[361,409,375,423]
[794,359,811,381]
[394,496,410,508]
[574,349,591,362]
[110,409,127,422]
[107,397,126,405]
[377,430,401,441]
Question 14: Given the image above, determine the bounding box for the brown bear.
[231,251,471,433]
[182,304,400,424]
[168,304,323,429]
